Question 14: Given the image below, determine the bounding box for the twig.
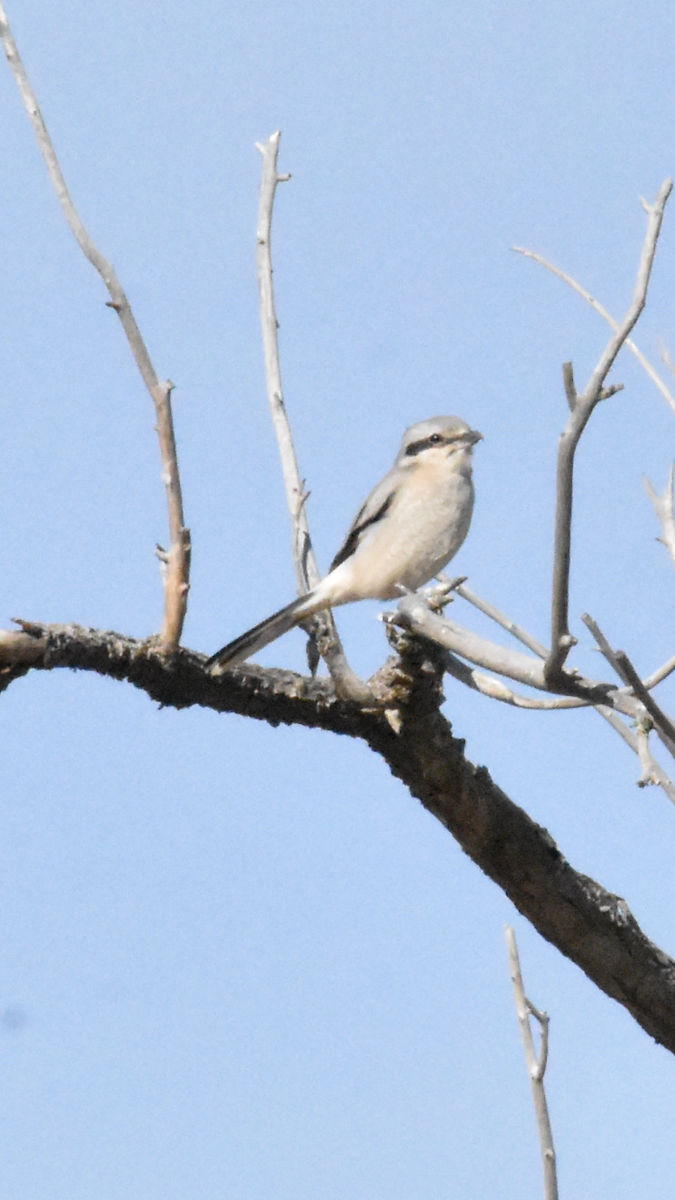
[0,3,190,649]
[645,465,675,576]
[643,650,675,691]
[545,179,672,683]
[513,246,675,418]
[594,705,675,801]
[442,653,587,708]
[455,584,549,658]
[254,132,370,701]
[614,651,675,759]
[505,927,558,1200]
[582,614,675,758]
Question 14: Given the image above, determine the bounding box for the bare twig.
[442,653,587,708]
[0,3,191,648]
[645,465,675,576]
[254,132,370,701]
[455,584,550,658]
[643,650,675,691]
[513,247,675,417]
[545,179,672,684]
[614,651,675,759]
[594,705,675,801]
[582,614,675,759]
[505,927,558,1200]
[447,586,675,795]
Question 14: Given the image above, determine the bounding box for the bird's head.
[397,416,483,468]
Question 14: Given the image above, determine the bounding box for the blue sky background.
[2,0,675,1196]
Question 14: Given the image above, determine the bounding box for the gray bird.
[208,415,482,672]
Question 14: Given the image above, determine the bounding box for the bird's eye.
[429,433,442,444]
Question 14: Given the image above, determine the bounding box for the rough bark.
[2,620,674,1053]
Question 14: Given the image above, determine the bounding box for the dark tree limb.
[2,620,675,1054]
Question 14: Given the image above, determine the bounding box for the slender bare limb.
[614,651,675,759]
[513,247,675,417]
[594,705,675,800]
[582,614,675,758]
[643,650,675,691]
[545,179,672,684]
[645,465,675,576]
[505,927,558,1200]
[0,3,190,648]
[454,584,550,658]
[254,132,370,701]
[442,652,587,708]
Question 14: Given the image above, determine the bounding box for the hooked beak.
[454,429,483,450]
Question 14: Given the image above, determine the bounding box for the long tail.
[207,594,316,673]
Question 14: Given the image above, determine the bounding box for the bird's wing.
[329,467,401,571]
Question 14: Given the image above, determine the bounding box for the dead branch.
[505,927,558,1200]
[254,132,370,701]
[2,619,675,1053]
[513,246,675,417]
[0,3,190,648]
[545,179,672,684]
[582,613,675,759]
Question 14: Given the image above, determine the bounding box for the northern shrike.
[207,415,482,673]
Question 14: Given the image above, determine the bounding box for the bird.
[207,415,482,673]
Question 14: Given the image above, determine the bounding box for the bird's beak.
[457,429,483,448]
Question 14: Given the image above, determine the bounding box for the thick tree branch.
[3,621,675,1053]
[0,4,190,648]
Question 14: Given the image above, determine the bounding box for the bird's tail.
[206,594,316,674]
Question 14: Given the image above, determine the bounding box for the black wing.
[329,490,395,572]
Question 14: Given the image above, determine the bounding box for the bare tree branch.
[0,3,191,649]
[394,593,642,717]
[582,613,675,758]
[505,926,558,1200]
[454,584,550,658]
[254,132,370,701]
[442,652,587,708]
[545,179,672,684]
[444,586,675,797]
[614,651,675,759]
[2,621,675,1053]
[643,650,675,691]
[513,246,675,417]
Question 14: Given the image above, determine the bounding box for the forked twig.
[255,133,370,701]
[545,180,672,683]
[582,613,675,761]
[449,584,675,797]
[0,3,191,648]
[505,927,558,1200]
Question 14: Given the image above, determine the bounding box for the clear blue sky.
[1,0,675,1195]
